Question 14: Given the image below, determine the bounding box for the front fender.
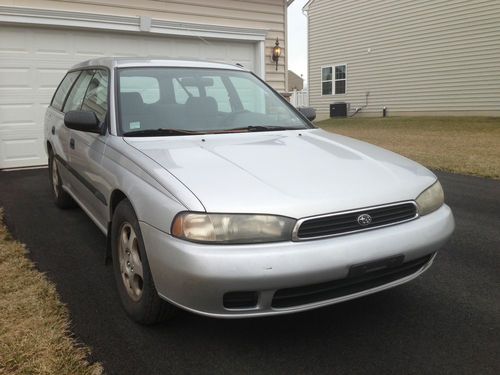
[102,137,204,233]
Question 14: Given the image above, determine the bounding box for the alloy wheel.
[52,158,59,197]
[118,222,144,302]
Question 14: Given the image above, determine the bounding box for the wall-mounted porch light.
[272,38,282,71]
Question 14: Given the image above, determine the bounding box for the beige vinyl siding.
[9,0,287,90]
[308,0,500,119]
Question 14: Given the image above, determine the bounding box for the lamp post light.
[272,38,282,71]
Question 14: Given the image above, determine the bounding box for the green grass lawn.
[317,116,500,179]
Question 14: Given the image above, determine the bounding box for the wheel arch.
[106,189,129,265]
[110,189,128,220]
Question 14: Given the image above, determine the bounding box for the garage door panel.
[74,50,107,58]
[38,69,67,89]
[109,34,147,56]
[0,100,50,122]
[0,104,37,125]
[34,31,69,55]
[201,43,228,61]
[0,93,51,103]
[144,38,172,56]
[73,34,109,56]
[0,25,257,168]
[0,28,29,53]
[0,56,73,67]
[0,68,33,88]
[0,125,39,139]
[0,128,46,169]
[172,40,202,59]
[2,138,39,161]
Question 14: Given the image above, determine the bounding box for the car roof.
[70,57,247,71]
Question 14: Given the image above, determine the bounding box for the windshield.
[117,67,310,136]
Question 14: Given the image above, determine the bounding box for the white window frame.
[320,64,347,96]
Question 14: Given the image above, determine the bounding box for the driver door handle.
[70,138,75,149]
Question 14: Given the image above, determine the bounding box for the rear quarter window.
[51,71,80,111]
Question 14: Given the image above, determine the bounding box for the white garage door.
[0,25,257,169]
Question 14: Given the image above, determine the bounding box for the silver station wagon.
[45,58,454,324]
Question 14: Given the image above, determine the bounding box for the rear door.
[46,70,80,188]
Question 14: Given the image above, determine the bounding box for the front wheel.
[111,199,176,324]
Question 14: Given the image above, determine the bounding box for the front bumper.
[141,204,454,318]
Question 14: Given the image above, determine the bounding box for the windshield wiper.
[224,125,302,133]
[122,128,199,137]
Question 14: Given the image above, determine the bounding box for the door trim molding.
[55,154,107,206]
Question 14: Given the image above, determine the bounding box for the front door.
[67,69,110,228]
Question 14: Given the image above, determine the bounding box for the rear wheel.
[111,199,176,324]
[48,151,76,209]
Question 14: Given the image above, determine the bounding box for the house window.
[321,67,332,95]
[321,64,346,95]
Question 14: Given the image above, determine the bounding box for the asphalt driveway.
[0,169,498,375]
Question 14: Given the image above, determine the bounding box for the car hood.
[124,129,436,218]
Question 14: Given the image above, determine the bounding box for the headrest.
[120,92,144,112]
[185,96,218,114]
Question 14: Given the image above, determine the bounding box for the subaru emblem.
[357,213,372,226]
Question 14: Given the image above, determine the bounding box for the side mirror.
[298,107,316,122]
[64,111,103,134]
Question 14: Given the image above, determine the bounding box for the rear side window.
[51,71,80,111]
[82,70,108,122]
[63,70,94,113]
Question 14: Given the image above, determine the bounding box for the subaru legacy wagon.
[44,58,454,324]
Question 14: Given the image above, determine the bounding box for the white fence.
[290,89,309,107]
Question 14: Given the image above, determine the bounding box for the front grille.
[296,202,418,240]
[272,253,434,308]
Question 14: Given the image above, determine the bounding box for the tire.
[48,151,76,209]
[111,199,176,324]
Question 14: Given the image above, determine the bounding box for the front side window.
[322,64,346,95]
[81,70,108,122]
[61,69,108,123]
[51,71,80,111]
[63,70,94,112]
[117,68,310,135]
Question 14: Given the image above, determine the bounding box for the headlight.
[416,181,444,215]
[171,212,296,244]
